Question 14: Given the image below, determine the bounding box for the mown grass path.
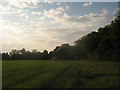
[2,60,120,88]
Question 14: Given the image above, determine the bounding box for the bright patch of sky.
[0,1,118,52]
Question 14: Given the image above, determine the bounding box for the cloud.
[0,4,27,15]
[42,7,69,23]
[44,0,53,4]
[82,2,93,7]
[32,11,41,15]
[30,7,111,47]
[19,13,28,19]
[9,2,29,8]
[1,3,113,52]
[41,6,109,31]
[101,9,108,15]
[0,3,31,22]
[57,3,61,6]
[1,15,65,52]
[112,8,119,14]
[8,0,38,8]
[66,5,69,10]
[0,5,12,15]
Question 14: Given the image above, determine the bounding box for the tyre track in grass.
[3,62,47,81]
[72,70,84,88]
[73,72,120,88]
[42,64,73,88]
[3,69,52,88]
[49,63,86,88]
[3,63,61,88]
[43,64,82,88]
[12,64,70,88]
[83,73,120,79]
[62,64,84,88]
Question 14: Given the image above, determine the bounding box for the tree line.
[1,10,120,61]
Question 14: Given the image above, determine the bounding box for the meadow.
[2,60,120,88]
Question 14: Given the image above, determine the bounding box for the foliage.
[2,48,50,60]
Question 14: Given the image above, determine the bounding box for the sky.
[0,1,118,52]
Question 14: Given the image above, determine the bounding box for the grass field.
[2,60,120,88]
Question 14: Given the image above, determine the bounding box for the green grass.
[2,60,120,88]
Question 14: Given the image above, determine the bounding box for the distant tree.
[32,49,38,53]
[9,49,21,60]
[75,31,100,59]
[42,50,49,60]
[73,10,120,61]
[21,48,26,54]
[2,53,10,60]
[48,51,54,59]
[0,52,2,60]
[54,44,74,60]
[53,46,60,59]
[115,8,120,20]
